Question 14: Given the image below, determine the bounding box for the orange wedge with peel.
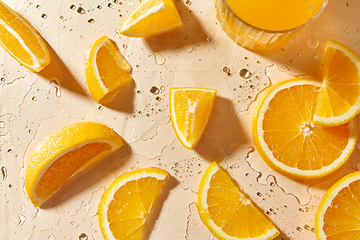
[25,122,124,207]
[315,171,360,240]
[198,162,280,240]
[313,40,360,126]
[169,87,217,150]
[85,36,132,104]
[0,0,50,72]
[120,0,183,38]
[98,167,169,240]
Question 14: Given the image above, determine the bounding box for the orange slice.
[315,171,360,240]
[169,87,217,150]
[0,0,50,72]
[25,122,124,207]
[85,36,132,104]
[198,162,280,240]
[120,0,183,38]
[313,40,360,126]
[252,78,357,179]
[98,167,169,240]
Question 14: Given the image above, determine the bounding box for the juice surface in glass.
[226,0,326,31]
[215,0,327,50]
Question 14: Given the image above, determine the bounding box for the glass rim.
[221,0,329,34]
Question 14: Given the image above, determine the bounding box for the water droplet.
[70,4,76,10]
[77,7,85,14]
[239,68,252,79]
[245,173,249,177]
[155,96,161,101]
[155,53,166,65]
[126,1,135,6]
[296,226,302,231]
[36,5,41,9]
[41,14,47,19]
[1,77,5,82]
[31,96,37,101]
[307,36,320,49]
[136,64,140,68]
[137,90,141,94]
[280,48,287,54]
[114,0,119,3]
[79,233,88,240]
[150,86,159,94]
[288,59,294,65]
[108,3,113,8]
[98,106,103,110]
[223,67,230,73]
[185,45,193,53]
[304,224,310,230]
[249,85,255,89]
[185,0,192,5]
[123,44,128,49]
[313,54,318,60]
[270,182,275,187]
[97,5,102,9]
[227,73,232,77]
[256,192,262,197]
[88,18,95,24]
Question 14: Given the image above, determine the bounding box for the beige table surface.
[1,0,360,239]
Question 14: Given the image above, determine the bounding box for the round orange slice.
[252,78,357,179]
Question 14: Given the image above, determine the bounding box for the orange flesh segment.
[35,142,111,199]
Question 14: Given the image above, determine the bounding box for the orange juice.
[215,0,327,50]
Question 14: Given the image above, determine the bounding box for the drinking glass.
[215,0,328,51]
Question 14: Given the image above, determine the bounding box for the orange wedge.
[0,0,50,72]
[315,171,360,239]
[313,40,360,126]
[85,36,132,104]
[169,87,217,150]
[198,162,280,240]
[98,167,169,240]
[120,0,183,38]
[252,78,357,179]
[25,122,124,207]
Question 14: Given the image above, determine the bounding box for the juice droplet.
[88,18,95,24]
[70,4,76,10]
[239,68,252,79]
[304,224,310,230]
[307,36,320,49]
[280,48,287,54]
[313,54,318,60]
[41,14,47,19]
[97,5,102,9]
[36,5,41,9]
[288,60,294,65]
[123,44,128,49]
[185,45,193,53]
[185,0,192,5]
[296,226,302,231]
[150,86,159,94]
[155,53,166,65]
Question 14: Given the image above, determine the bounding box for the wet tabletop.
[1,0,360,239]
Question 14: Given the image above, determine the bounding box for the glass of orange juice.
[215,0,328,51]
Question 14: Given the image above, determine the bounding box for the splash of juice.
[226,0,326,31]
